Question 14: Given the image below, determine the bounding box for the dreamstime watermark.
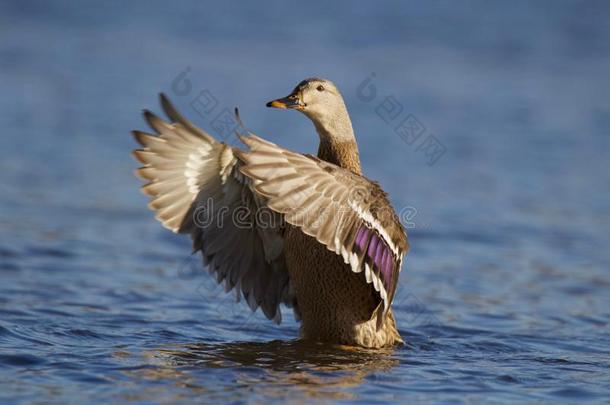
[356,72,447,166]
[393,291,443,334]
[190,185,418,232]
[190,197,418,232]
[170,67,242,144]
[177,253,269,337]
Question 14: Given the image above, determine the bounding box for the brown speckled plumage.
[285,226,403,347]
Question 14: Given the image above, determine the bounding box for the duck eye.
[316,85,325,92]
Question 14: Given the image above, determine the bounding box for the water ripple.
[1,1,610,403]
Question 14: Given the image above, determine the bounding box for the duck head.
[266,77,361,172]
[266,77,355,142]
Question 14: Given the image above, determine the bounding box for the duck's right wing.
[237,135,409,324]
[131,94,296,324]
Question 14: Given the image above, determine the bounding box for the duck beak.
[266,92,304,110]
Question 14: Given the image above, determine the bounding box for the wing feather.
[238,135,409,317]
[131,94,297,324]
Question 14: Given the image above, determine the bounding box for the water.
[1,1,610,403]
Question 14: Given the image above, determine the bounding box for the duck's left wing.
[131,95,296,324]
[237,135,409,317]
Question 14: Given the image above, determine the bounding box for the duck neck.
[313,117,362,175]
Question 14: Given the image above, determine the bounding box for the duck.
[132,78,409,348]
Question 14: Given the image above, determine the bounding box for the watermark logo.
[189,191,418,232]
[393,291,443,337]
[171,67,241,143]
[356,72,447,166]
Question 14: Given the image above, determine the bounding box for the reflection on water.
[127,340,398,402]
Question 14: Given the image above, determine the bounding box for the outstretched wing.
[237,135,409,318]
[132,94,296,323]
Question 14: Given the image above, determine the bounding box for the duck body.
[285,227,402,347]
[285,123,403,348]
[132,77,409,349]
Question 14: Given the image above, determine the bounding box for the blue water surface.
[1,1,609,403]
